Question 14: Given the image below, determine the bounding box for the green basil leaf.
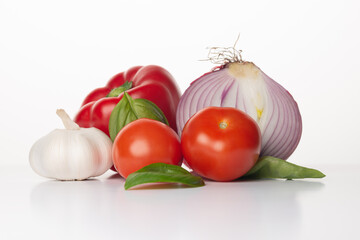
[243,156,326,179]
[106,81,132,97]
[109,92,169,141]
[124,163,205,190]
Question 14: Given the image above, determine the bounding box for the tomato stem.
[219,122,228,129]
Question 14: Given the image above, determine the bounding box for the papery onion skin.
[176,62,302,160]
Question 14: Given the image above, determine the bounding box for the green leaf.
[243,156,326,179]
[109,92,169,141]
[106,81,132,97]
[124,163,205,190]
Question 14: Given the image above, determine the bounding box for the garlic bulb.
[29,109,113,180]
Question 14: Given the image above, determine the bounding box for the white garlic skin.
[29,127,113,181]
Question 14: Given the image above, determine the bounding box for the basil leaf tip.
[243,156,326,179]
[124,163,205,190]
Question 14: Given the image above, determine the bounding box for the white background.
[1,1,360,240]
[1,0,360,167]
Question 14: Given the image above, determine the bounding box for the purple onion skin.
[176,62,302,160]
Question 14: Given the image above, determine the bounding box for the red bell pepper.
[74,65,181,136]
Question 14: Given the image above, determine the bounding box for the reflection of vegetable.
[124,163,205,190]
[243,156,325,179]
[112,118,182,178]
[181,107,261,181]
[75,65,181,136]
[29,109,113,181]
[176,50,302,160]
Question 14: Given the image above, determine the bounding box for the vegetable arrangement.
[177,48,302,160]
[29,44,325,189]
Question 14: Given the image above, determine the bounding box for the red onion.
[177,55,302,160]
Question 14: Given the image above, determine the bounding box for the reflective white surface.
[0,164,358,240]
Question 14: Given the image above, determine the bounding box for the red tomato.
[113,118,182,178]
[181,107,261,181]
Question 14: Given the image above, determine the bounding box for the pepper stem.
[56,109,80,130]
[107,81,133,97]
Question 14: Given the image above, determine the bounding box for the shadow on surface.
[106,173,123,180]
